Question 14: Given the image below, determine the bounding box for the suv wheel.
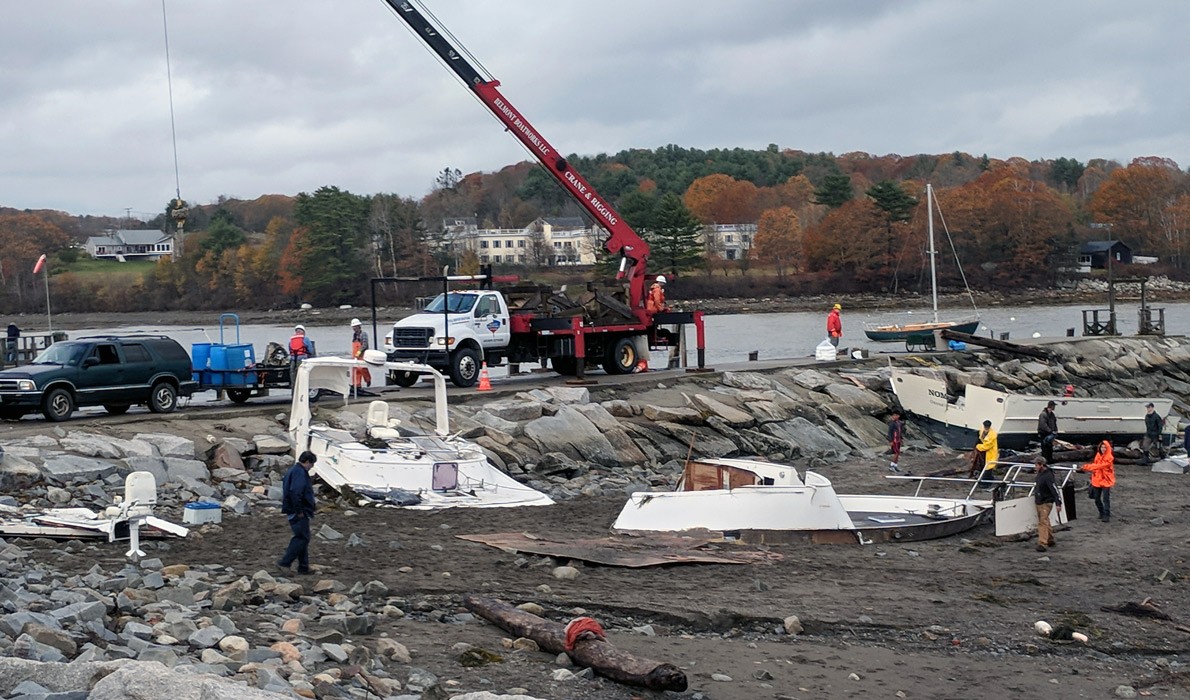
[148,382,178,413]
[43,388,75,422]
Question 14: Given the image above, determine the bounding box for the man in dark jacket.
[278,451,317,574]
[1142,403,1164,464]
[886,411,904,473]
[1037,401,1058,463]
[1033,457,1062,552]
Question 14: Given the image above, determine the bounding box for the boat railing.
[888,460,1078,500]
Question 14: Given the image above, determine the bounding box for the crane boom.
[384,1,653,316]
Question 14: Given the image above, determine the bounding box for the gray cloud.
[1,0,1186,217]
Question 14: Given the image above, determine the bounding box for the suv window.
[121,343,151,363]
[148,339,190,363]
[92,344,120,365]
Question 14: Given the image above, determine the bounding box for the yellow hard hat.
[833,303,842,310]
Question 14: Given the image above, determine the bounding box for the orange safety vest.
[289,335,308,358]
[647,283,666,313]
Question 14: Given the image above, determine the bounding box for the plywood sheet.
[457,531,779,568]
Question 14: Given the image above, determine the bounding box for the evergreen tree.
[647,193,704,276]
[813,173,854,209]
[293,186,371,305]
[866,180,917,223]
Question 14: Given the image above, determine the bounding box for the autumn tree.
[802,198,888,283]
[369,194,432,277]
[0,213,71,311]
[754,206,802,279]
[682,174,759,224]
[1090,158,1187,266]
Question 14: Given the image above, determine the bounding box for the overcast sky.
[3,1,1187,219]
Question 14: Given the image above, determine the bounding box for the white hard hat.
[351,318,361,327]
[294,324,305,332]
[655,275,667,284]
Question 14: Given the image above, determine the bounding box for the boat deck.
[848,511,951,528]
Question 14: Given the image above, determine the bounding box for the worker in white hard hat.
[350,319,373,392]
[647,274,669,314]
[289,324,315,384]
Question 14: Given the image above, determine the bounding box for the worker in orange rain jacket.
[1080,439,1115,522]
[350,319,372,390]
[646,275,668,314]
[826,303,843,347]
[289,325,315,384]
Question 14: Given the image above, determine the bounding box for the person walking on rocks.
[278,451,317,575]
[826,303,843,348]
[1033,457,1061,552]
[1037,401,1058,463]
[887,410,904,473]
[1080,439,1115,522]
[1142,403,1164,464]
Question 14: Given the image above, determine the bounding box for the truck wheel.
[388,370,420,388]
[148,382,178,413]
[43,388,75,422]
[104,404,131,415]
[227,389,251,404]
[551,356,578,376]
[449,348,481,388]
[603,337,638,375]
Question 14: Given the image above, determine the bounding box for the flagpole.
[44,266,52,334]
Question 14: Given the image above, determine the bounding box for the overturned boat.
[889,367,1174,451]
[287,355,553,509]
[612,457,992,545]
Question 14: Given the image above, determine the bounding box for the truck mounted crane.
[378,0,708,385]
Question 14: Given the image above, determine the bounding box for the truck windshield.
[424,293,477,314]
[32,343,87,366]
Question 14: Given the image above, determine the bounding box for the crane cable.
[161,0,188,237]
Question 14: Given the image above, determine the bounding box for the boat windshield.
[423,293,477,314]
[32,343,87,366]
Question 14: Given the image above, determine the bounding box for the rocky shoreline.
[0,336,1189,698]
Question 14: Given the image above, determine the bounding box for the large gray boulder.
[691,393,755,428]
[88,660,294,699]
[132,434,195,459]
[821,383,887,415]
[59,432,124,459]
[763,417,849,459]
[523,406,618,467]
[39,456,118,484]
[482,400,545,423]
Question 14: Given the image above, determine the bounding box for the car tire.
[104,404,131,415]
[148,382,178,413]
[43,388,75,422]
[388,370,420,388]
[449,348,481,388]
[603,336,638,375]
[227,389,251,404]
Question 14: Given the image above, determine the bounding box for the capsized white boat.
[287,355,553,509]
[889,366,1175,451]
[612,457,991,545]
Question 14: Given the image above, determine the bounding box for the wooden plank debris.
[456,531,779,568]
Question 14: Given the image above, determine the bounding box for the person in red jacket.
[826,303,843,347]
[1080,439,1115,522]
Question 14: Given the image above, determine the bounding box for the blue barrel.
[191,343,213,371]
[224,344,255,370]
[209,345,229,371]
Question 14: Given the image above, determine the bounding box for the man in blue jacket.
[278,451,317,574]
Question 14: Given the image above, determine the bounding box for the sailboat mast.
[927,184,939,323]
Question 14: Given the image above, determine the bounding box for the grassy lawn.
[57,258,157,280]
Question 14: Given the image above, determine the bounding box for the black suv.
[0,335,198,421]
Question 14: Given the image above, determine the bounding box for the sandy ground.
[24,441,1190,700]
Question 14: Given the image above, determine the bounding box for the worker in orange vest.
[288,325,315,383]
[646,275,669,314]
[350,319,372,390]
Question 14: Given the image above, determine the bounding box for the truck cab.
[385,290,511,387]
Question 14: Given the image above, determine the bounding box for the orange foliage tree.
[1090,157,1188,267]
[683,174,759,224]
[802,198,889,283]
[754,207,802,279]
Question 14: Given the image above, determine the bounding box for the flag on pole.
[32,254,47,275]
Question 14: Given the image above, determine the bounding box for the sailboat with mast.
[864,183,980,342]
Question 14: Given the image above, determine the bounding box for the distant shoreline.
[6,285,1190,332]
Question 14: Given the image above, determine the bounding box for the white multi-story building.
[704,223,756,261]
[438,217,601,266]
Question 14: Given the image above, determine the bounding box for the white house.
[704,223,756,260]
[438,216,601,266]
[83,229,175,261]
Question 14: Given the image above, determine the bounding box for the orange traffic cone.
[635,358,649,373]
[477,362,492,391]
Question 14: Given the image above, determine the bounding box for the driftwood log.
[462,594,688,692]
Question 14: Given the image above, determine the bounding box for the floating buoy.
[1034,621,1052,637]
[1032,332,1041,338]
